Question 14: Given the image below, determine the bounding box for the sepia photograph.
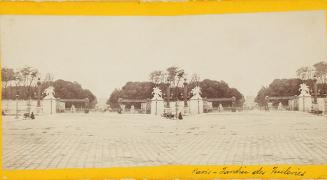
[1,10,327,171]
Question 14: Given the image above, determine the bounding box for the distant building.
[95,98,109,111]
[243,96,257,110]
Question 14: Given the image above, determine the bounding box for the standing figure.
[30,112,35,119]
[219,104,224,112]
[277,102,283,111]
[264,96,269,111]
[178,112,183,120]
[71,105,76,113]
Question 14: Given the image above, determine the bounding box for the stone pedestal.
[151,99,164,115]
[151,87,164,116]
[189,98,204,114]
[42,86,57,115]
[298,95,312,112]
[189,86,204,114]
[43,98,57,115]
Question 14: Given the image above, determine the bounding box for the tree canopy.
[108,66,244,109]
[192,79,244,106]
[53,79,97,108]
[313,61,327,83]
[296,61,327,83]
[257,61,327,106]
[255,78,327,106]
[1,67,97,108]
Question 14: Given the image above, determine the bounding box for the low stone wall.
[317,98,327,114]
[288,97,327,114]
[2,100,42,115]
[2,99,60,115]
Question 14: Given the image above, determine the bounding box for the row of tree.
[296,61,327,83]
[255,61,327,106]
[1,66,97,108]
[2,66,40,100]
[107,66,244,109]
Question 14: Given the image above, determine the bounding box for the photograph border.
[1,0,327,179]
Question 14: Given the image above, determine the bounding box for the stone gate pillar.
[189,86,204,114]
[151,87,164,115]
[297,83,312,112]
[42,86,57,115]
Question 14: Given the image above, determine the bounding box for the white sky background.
[1,11,326,100]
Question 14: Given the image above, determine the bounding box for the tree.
[166,66,179,86]
[107,78,244,109]
[255,86,269,106]
[120,82,154,100]
[43,73,55,87]
[19,66,39,99]
[14,71,23,87]
[254,78,327,106]
[195,79,243,107]
[149,70,164,84]
[109,66,244,109]
[107,89,121,109]
[1,68,15,99]
[2,66,97,108]
[190,73,201,85]
[107,81,155,109]
[149,66,185,86]
[296,61,327,83]
[313,61,327,84]
[1,67,37,100]
[176,70,185,87]
[296,66,314,80]
[52,79,97,108]
[12,71,23,99]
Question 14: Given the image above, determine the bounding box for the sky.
[1,11,326,100]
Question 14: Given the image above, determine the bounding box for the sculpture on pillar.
[191,86,202,99]
[151,87,164,115]
[44,86,55,99]
[189,86,203,114]
[299,83,311,96]
[152,87,163,100]
[297,83,312,112]
[42,86,56,114]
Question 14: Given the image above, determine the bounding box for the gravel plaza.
[2,111,327,170]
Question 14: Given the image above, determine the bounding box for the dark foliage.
[255,78,327,106]
[107,79,244,109]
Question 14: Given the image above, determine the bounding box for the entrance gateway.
[266,96,297,111]
[203,97,236,112]
[265,83,326,113]
[118,86,238,116]
[43,86,90,114]
[117,98,151,114]
[57,98,90,113]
